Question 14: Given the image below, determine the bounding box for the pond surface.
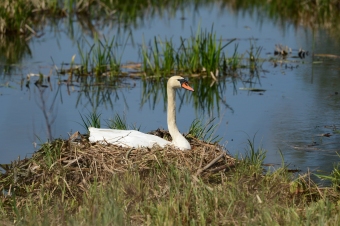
[1,3,339,180]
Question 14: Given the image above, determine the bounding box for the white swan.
[89,76,194,150]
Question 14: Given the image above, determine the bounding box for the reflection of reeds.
[0,35,31,74]
[2,0,340,36]
[140,76,236,115]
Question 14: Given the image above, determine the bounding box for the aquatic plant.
[141,27,238,77]
[77,35,129,77]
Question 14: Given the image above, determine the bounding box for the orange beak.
[181,82,194,91]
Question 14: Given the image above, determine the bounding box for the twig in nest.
[196,152,225,176]
[208,163,236,173]
[125,148,134,159]
[198,147,206,169]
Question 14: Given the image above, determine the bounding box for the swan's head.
[168,76,194,91]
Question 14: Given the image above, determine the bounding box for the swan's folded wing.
[88,127,171,148]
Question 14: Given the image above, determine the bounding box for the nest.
[0,132,236,207]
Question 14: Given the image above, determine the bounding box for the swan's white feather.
[88,76,193,151]
[89,127,171,149]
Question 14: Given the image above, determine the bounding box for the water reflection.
[0,35,31,73]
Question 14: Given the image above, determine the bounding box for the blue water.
[0,4,339,181]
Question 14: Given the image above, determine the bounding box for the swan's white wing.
[89,127,171,148]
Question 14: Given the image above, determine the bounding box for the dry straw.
[0,132,235,208]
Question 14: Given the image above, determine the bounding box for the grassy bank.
[0,136,339,225]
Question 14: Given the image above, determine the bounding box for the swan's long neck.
[166,78,191,150]
[167,85,182,140]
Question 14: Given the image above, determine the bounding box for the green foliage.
[2,151,340,225]
[243,137,267,169]
[77,34,129,77]
[315,153,340,189]
[141,27,238,76]
[107,113,128,130]
[40,140,64,168]
[106,113,141,130]
[141,36,179,76]
[188,117,221,143]
[79,111,101,130]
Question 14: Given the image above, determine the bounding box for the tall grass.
[141,27,238,77]
[79,111,101,130]
[315,152,340,189]
[188,117,222,143]
[106,113,141,130]
[77,34,129,77]
[1,144,340,225]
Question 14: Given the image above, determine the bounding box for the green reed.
[79,111,101,130]
[188,117,222,143]
[315,153,340,189]
[106,113,141,130]
[77,34,129,77]
[141,27,237,77]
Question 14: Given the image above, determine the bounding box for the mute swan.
[89,76,194,150]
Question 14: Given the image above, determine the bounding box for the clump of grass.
[141,26,238,77]
[181,26,236,76]
[315,153,340,190]
[188,117,222,143]
[106,113,141,130]
[77,34,129,77]
[79,111,101,130]
[243,138,267,169]
[107,113,128,130]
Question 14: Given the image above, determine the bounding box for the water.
[1,4,339,180]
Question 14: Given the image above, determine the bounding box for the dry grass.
[0,133,235,220]
[0,132,339,225]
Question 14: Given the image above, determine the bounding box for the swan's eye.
[177,78,187,84]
